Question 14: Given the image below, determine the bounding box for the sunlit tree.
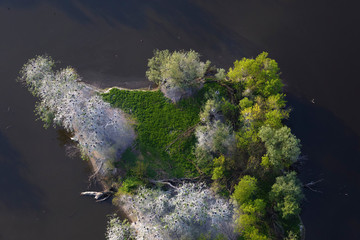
[146,49,210,102]
[227,52,282,98]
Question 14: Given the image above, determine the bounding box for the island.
[19,50,305,240]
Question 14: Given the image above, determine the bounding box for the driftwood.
[303,179,324,193]
[80,191,113,202]
[148,179,178,189]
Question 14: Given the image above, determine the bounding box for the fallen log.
[81,191,113,202]
[303,179,324,193]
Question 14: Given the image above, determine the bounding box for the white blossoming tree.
[20,56,136,175]
[109,183,238,240]
[195,98,236,169]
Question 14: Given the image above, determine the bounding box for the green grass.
[102,82,227,180]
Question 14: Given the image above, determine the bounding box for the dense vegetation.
[102,82,227,181]
[19,51,304,240]
[19,56,135,176]
[104,51,304,239]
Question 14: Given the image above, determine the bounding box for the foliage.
[146,49,210,102]
[195,120,236,169]
[161,49,209,87]
[118,177,144,194]
[106,216,135,240]
[212,155,226,181]
[239,97,253,109]
[232,175,258,205]
[20,56,135,175]
[161,50,210,88]
[227,52,282,98]
[20,52,305,240]
[269,172,304,219]
[285,231,299,240]
[103,82,229,179]
[117,183,237,240]
[199,98,222,123]
[232,176,269,239]
[103,88,201,178]
[220,99,238,125]
[146,49,170,85]
[215,68,226,81]
[258,126,301,170]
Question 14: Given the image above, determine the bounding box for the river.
[0,1,359,239]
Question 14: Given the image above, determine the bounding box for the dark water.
[0,1,359,239]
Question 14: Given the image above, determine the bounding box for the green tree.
[215,68,226,81]
[239,97,254,109]
[232,175,258,205]
[146,49,210,89]
[258,125,301,170]
[146,49,170,85]
[269,172,304,219]
[227,52,282,98]
[212,155,226,181]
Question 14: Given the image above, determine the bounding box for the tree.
[20,56,136,175]
[258,125,301,170]
[215,68,226,81]
[227,52,282,98]
[212,155,226,181]
[232,176,269,240]
[195,120,236,169]
[106,217,134,240]
[269,172,304,219]
[231,175,258,205]
[146,49,210,102]
[199,98,222,123]
[115,183,237,240]
[146,49,170,85]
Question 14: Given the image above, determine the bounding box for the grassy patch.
[102,83,227,180]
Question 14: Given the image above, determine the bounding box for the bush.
[118,177,144,194]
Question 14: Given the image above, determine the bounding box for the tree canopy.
[269,172,304,219]
[227,52,282,98]
[258,125,301,170]
[146,49,210,89]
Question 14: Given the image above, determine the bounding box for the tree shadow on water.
[0,131,43,211]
